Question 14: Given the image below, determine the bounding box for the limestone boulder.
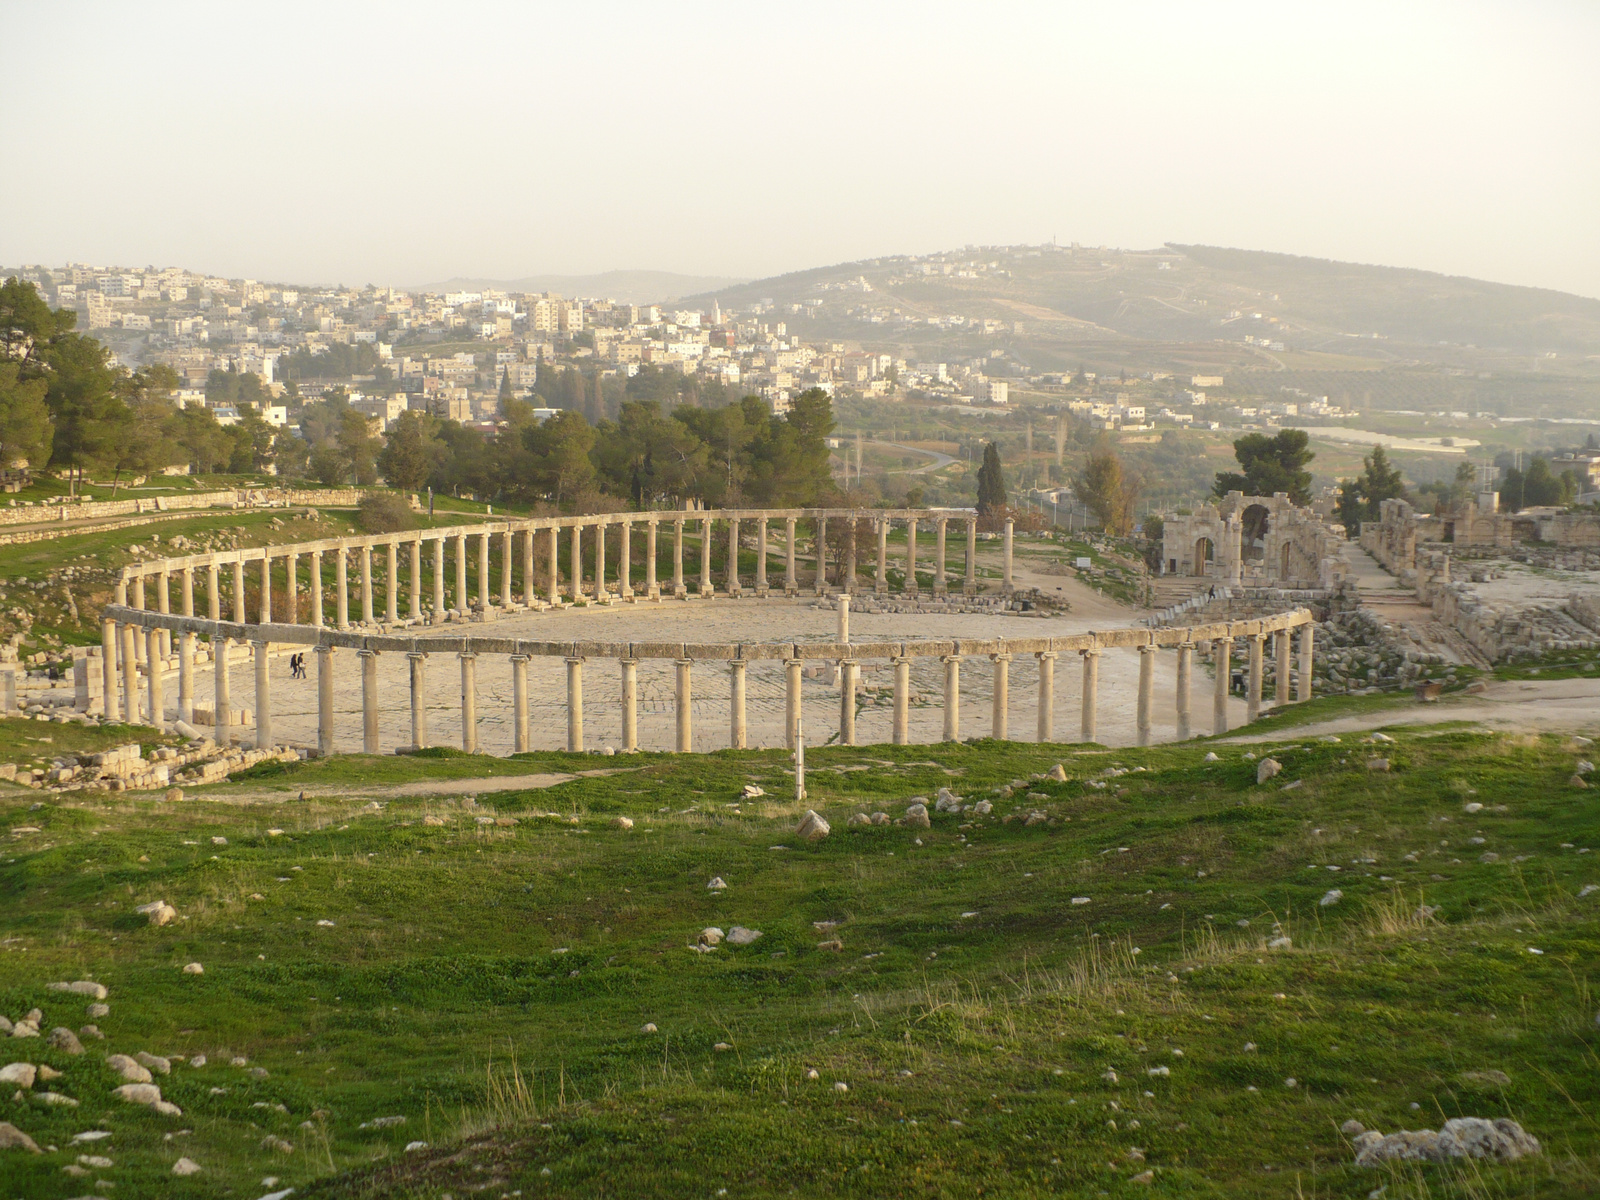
[726,926,763,946]
[135,900,178,927]
[0,1063,35,1088]
[0,1121,40,1152]
[113,1082,164,1106]
[47,981,107,1001]
[1256,758,1281,784]
[46,1027,84,1055]
[106,1054,153,1084]
[1436,1118,1540,1161]
[904,802,931,829]
[796,810,830,841]
[135,1051,171,1075]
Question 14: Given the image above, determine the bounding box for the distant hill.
[413,270,747,305]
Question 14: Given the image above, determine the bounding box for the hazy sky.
[3,1,1597,296]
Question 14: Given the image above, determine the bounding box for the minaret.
[711,298,722,326]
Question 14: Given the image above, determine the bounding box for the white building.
[987,379,1009,405]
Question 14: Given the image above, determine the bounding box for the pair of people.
[289,652,307,679]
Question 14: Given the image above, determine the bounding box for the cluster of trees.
[1496,457,1587,511]
[376,389,836,510]
[1074,439,1144,535]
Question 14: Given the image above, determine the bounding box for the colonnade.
[101,597,1314,754]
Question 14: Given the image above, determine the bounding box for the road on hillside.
[866,440,958,474]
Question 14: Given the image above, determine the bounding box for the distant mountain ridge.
[412,269,747,305]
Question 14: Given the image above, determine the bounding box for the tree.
[976,442,1007,517]
[337,410,380,485]
[1073,441,1141,534]
[170,405,234,474]
[1213,429,1314,505]
[377,410,443,490]
[524,409,597,507]
[0,362,53,470]
[1336,444,1406,534]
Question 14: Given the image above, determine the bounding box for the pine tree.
[976,442,1007,516]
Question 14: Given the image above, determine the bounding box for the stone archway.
[1193,536,1214,576]
[1241,503,1271,561]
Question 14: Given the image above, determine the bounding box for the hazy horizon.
[2,1,1596,299]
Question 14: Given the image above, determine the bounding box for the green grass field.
[1,723,1597,1198]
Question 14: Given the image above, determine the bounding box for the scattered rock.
[1341,1119,1365,1136]
[611,816,634,831]
[713,1042,732,1052]
[0,1121,40,1152]
[0,1063,35,1088]
[1203,752,1219,762]
[135,1052,171,1076]
[1438,1118,1540,1160]
[870,812,890,825]
[641,1023,658,1034]
[164,788,184,803]
[741,785,766,799]
[903,803,931,829]
[46,1027,84,1054]
[934,789,962,813]
[358,1115,405,1129]
[1459,1069,1511,1087]
[112,1082,164,1106]
[36,1064,60,1081]
[422,815,447,826]
[833,1081,848,1092]
[847,813,872,827]
[106,1055,153,1083]
[35,1090,78,1107]
[796,810,830,841]
[1366,758,1390,772]
[1479,852,1500,864]
[189,1054,205,1068]
[706,877,727,891]
[47,981,107,1001]
[1257,758,1282,784]
[1570,774,1588,789]
[806,1069,820,1080]
[1048,763,1068,781]
[816,939,843,952]
[1320,889,1343,907]
[726,926,763,946]
[260,1135,294,1153]
[135,900,178,927]
[1268,936,1292,949]
[1130,1171,1154,1184]
[972,800,993,815]
[181,962,204,975]
[172,1156,201,1175]
[698,927,725,946]
[86,1003,109,1019]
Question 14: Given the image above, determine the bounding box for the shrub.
[357,490,417,534]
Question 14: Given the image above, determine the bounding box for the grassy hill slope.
[0,723,1596,1197]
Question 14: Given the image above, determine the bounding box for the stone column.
[934,519,948,594]
[310,550,323,627]
[511,654,530,753]
[1227,517,1244,587]
[594,521,608,602]
[157,570,172,662]
[838,658,857,746]
[259,555,273,625]
[905,517,918,595]
[838,593,850,644]
[942,655,961,741]
[253,639,271,749]
[182,567,195,619]
[646,521,659,599]
[726,517,740,596]
[408,652,428,749]
[729,659,747,749]
[146,629,164,726]
[964,519,977,595]
[783,517,798,595]
[813,517,827,596]
[101,615,119,721]
[1246,633,1265,722]
[386,541,400,624]
[360,545,373,624]
[844,517,857,594]
[459,652,478,753]
[672,520,686,598]
[565,657,584,752]
[1274,628,1292,705]
[1175,642,1194,740]
[784,657,802,749]
[434,537,448,618]
[619,521,633,600]
[410,537,424,619]
[335,547,349,630]
[316,645,335,756]
[991,652,1011,740]
[455,531,469,613]
[478,530,490,611]
[675,658,693,751]
[522,528,536,606]
[546,527,561,605]
[620,658,638,751]
[892,656,911,745]
[178,632,195,725]
[1002,518,1015,595]
[284,554,297,624]
[232,559,246,625]
[1136,645,1156,747]
[207,560,221,622]
[1080,648,1100,743]
[1036,651,1056,742]
[1213,638,1231,735]
[212,635,230,744]
[755,519,769,595]
[360,648,380,753]
[1297,623,1314,702]
[875,518,888,594]
[500,530,514,609]
[699,516,714,596]
[121,623,140,723]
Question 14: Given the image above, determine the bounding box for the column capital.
[1080,646,1101,658]
[509,652,530,664]
[941,653,963,664]
[458,650,479,662]
[357,647,379,659]
[619,656,638,667]
[1136,643,1157,655]
[405,650,427,661]
[1035,649,1058,661]
[989,651,1012,663]
[564,655,586,666]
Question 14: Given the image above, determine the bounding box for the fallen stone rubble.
[6,738,302,794]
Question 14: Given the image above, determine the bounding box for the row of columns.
[122,512,1017,643]
[100,612,1313,757]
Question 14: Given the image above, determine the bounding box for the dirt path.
[196,767,635,806]
[1226,676,1600,742]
